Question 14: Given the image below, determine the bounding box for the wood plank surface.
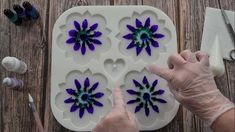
[0,0,234,132]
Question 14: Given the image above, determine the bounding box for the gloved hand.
[149,50,234,126]
[93,86,139,132]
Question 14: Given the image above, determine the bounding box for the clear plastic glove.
[149,50,234,126]
[93,87,139,132]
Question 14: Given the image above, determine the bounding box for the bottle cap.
[1,56,17,71]
[3,9,14,18]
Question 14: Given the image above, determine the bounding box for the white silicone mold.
[51,6,179,131]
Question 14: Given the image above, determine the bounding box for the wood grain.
[0,0,234,132]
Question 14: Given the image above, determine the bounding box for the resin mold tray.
[51,6,179,131]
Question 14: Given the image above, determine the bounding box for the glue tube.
[3,9,22,25]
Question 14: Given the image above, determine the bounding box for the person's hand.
[149,50,234,126]
[93,86,139,132]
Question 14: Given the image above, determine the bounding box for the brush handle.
[33,111,44,132]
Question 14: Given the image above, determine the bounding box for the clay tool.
[3,9,22,25]
[22,1,39,20]
[1,56,27,74]
[13,4,28,21]
[221,9,235,60]
[28,93,44,132]
[2,77,24,90]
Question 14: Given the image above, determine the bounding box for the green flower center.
[143,92,150,100]
[76,30,88,42]
[133,27,153,48]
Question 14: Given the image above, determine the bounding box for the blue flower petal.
[93,31,102,37]
[69,30,77,37]
[84,77,90,90]
[133,79,142,88]
[152,105,159,113]
[81,42,86,55]
[151,89,165,95]
[88,82,99,93]
[87,42,95,51]
[79,107,85,118]
[74,79,81,90]
[66,38,76,44]
[92,92,104,98]
[87,104,94,114]
[89,23,98,31]
[150,25,158,32]
[144,17,150,27]
[127,25,136,32]
[82,19,88,29]
[142,76,149,85]
[145,45,151,56]
[93,99,103,107]
[126,41,135,49]
[136,46,143,56]
[74,21,81,31]
[66,89,76,95]
[153,33,164,39]
[73,42,80,51]
[126,89,140,96]
[127,98,140,104]
[64,97,75,103]
[135,102,144,113]
[144,103,150,116]
[135,18,143,28]
[70,104,79,112]
[150,80,158,92]
[151,97,167,103]
[123,34,133,40]
[89,39,102,45]
[151,40,159,47]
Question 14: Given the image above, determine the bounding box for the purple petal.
[88,82,99,93]
[70,104,79,112]
[79,108,85,118]
[87,104,94,114]
[127,98,140,104]
[126,25,136,32]
[69,30,77,37]
[142,76,148,85]
[89,23,98,31]
[133,79,142,87]
[82,19,88,29]
[150,25,158,32]
[152,105,159,113]
[73,43,80,51]
[87,42,95,51]
[84,77,90,88]
[126,89,140,95]
[144,17,150,27]
[144,103,150,116]
[66,89,76,95]
[150,80,158,92]
[152,89,165,95]
[123,34,133,40]
[145,45,151,56]
[151,40,159,47]
[66,38,76,44]
[92,92,104,98]
[64,97,75,103]
[126,41,135,49]
[74,79,81,90]
[135,18,143,28]
[93,99,103,107]
[136,46,143,56]
[81,42,86,55]
[93,31,102,37]
[151,97,167,103]
[135,102,143,113]
[153,33,164,38]
[89,39,102,45]
[74,21,81,31]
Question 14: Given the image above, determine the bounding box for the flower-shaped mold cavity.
[55,70,111,129]
[56,11,111,64]
[118,11,172,62]
[122,69,178,129]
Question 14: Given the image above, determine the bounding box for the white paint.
[1,56,27,74]
[28,93,34,102]
[51,6,178,131]
[2,77,24,89]
[201,7,235,60]
[209,35,225,77]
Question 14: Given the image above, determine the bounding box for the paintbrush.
[28,93,44,132]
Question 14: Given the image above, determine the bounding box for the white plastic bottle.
[1,56,27,74]
[2,77,24,90]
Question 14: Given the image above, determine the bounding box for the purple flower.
[126,76,167,116]
[64,77,104,118]
[123,17,164,56]
[66,19,102,55]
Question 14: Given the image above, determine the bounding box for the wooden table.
[0,0,234,132]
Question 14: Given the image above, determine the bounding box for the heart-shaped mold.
[104,59,125,77]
